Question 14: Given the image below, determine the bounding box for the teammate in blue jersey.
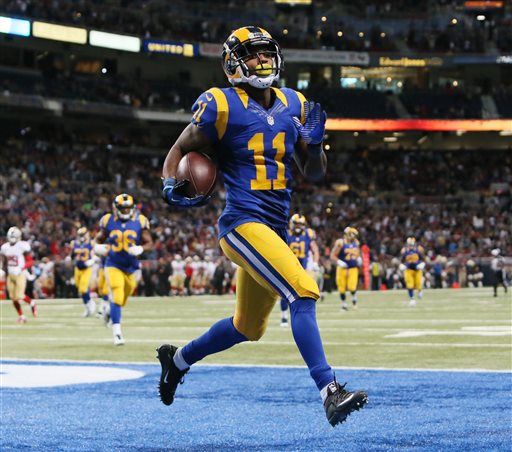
[280,213,320,327]
[70,227,96,317]
[93,194,153,345]
[330,227,362,310]
[158,26,367,426]
[399,237,426,307]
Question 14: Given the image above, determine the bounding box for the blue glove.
[292,101,327,153]
[162,177,210,208]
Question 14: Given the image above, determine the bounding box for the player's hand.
[85,258,95,267]
[357,257,363,267]
[416,262,425,270]
[337,259,348,268]
[399,263,407,272]
[162,177,210,208]
[292,101,327,150]
[310,262,320,272]
[127,245,144,256]
[94,244,109,256]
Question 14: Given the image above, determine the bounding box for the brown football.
[175,152,217,197]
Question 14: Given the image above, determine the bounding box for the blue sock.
[290,297,334,390]
[408,289,414,299]
[280,298,288,312]
[82,291,90,304]
[182,317,247,366]
[110,302,121,324]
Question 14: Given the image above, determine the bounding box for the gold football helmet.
[77,227,89,244]
[290,214,306,235]
[222,26,283,89]
[113,193,135,221]
[343,227,359,242]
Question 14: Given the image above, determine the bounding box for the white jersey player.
[0,227,38,323]
[170,255,186,296]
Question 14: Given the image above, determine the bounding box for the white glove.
[357,257,363,266]
[94,244,109,256]
[127,245,144,256]
[337,259,348,268]
[416,262,425,270]
[399,263,407,271]
[85,258,95,268]
[310,262,320,272]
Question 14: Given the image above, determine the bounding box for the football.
[175,151,217,198]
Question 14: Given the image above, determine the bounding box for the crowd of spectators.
[1,136,510,294]
[1,0,511,53]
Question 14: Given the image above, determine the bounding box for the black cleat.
[156,344,188,406]
[324,380,368,427]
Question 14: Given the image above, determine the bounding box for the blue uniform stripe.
[225,230,299,303]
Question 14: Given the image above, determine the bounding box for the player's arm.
[293,101,327,182]
[310,239,320,264]
[93,228,109,256]
[140,229,153,252]
[330,239,342,262]
[162,90,218,207]
[162,124,213,180]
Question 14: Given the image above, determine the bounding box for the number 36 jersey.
[98,213,150,274]
[191,86,307,238]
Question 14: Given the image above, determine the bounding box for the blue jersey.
[71,240,93,270]
[337,240,361,269]
[191,86,307,238]
[99,213,150,274]
[400,246,425,270]
[288,228,316,268]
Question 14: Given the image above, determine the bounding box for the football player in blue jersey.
[94,194,153,345]
[158,26,367,426]
[280,213,320,327]
[399,237,425,307]
[330,227,362,311]
[70,227,96,317]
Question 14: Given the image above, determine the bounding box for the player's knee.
[234,320,266,341]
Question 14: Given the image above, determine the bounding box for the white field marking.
[0,364,144,388]
[386,326,512,338]
[462,326,512,331]
[1,336,509,348]
[2,357,510,374]
[202,299,236,304]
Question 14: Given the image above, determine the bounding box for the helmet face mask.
[7,226,22,244]
[222,26,283,89]
[113,194,135,221]
[290,214,306,235]
[406,237,416,249]
[344,227,358,243]
[77,227,89,244]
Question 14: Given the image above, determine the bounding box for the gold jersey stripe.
[207,88,229,140]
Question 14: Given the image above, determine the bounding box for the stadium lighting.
[337,31,343,37]
[476,15,486,21]
[89,30,140,52]
[326,119,512,132]
[451,18,458,24]
[0,16,30,37]
[321,16,327,22]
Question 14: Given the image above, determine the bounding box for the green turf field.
[1,288,510,370]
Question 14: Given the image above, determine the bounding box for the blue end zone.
[1,361,510,451]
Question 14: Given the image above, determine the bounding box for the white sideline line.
[1,357,509,374]
[1,336,509,348]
